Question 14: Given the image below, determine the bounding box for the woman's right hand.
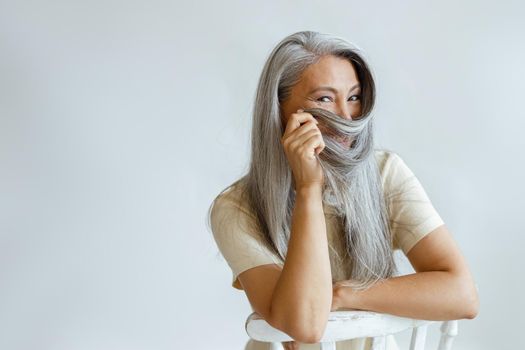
[281,109,326,190]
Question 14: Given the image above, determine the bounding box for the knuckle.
[289,139,298,149]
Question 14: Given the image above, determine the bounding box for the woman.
[208,31,479,350]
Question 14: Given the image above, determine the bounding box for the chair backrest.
[245,310,459,350]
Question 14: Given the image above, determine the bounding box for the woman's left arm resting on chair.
[332,225,480,321]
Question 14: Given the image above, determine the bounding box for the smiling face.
[279,54,362,148]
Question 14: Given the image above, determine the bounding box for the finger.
[285,120,320,144]
[283,111,318,138]
[288,131,324,159]
[288,128,322,153]
[315,138,326,155]
[283,111,317,138]
[302,133,325,157]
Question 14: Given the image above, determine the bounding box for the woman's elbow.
[276,313,328,344]
[461,282,480,319]
[289,323,327,344]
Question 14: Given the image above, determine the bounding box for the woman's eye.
[316,95,361,103]
[317,96,332,103]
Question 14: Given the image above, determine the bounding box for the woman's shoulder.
[210,178,254,217]
[373,148,417,194]
[373,148,403,176]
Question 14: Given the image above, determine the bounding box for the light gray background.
[1,1,523,349]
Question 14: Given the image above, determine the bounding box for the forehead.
[298,55,358,89]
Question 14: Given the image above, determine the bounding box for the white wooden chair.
[245,310,458,350]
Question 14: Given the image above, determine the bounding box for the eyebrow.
[308,83,361,95]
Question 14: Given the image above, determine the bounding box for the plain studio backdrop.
[1,1,524,349]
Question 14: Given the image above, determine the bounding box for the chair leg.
[410,324,428,350]
[437,320,459,350]
[320,341,336,350]
[270,342,283,350]
[371,335,386,350]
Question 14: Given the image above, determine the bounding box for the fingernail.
[297,109,303,113]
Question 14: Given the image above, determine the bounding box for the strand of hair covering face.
[302,107,372,174]
[295,107,395,290]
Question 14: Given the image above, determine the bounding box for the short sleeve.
[209,190,283,290]
[383,152,445,255]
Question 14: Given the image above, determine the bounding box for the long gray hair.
[209,31,397,290]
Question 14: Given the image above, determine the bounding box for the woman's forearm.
[270,184,332,342]
[334,271,479,321]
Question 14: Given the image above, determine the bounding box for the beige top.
[209,149,445,350]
